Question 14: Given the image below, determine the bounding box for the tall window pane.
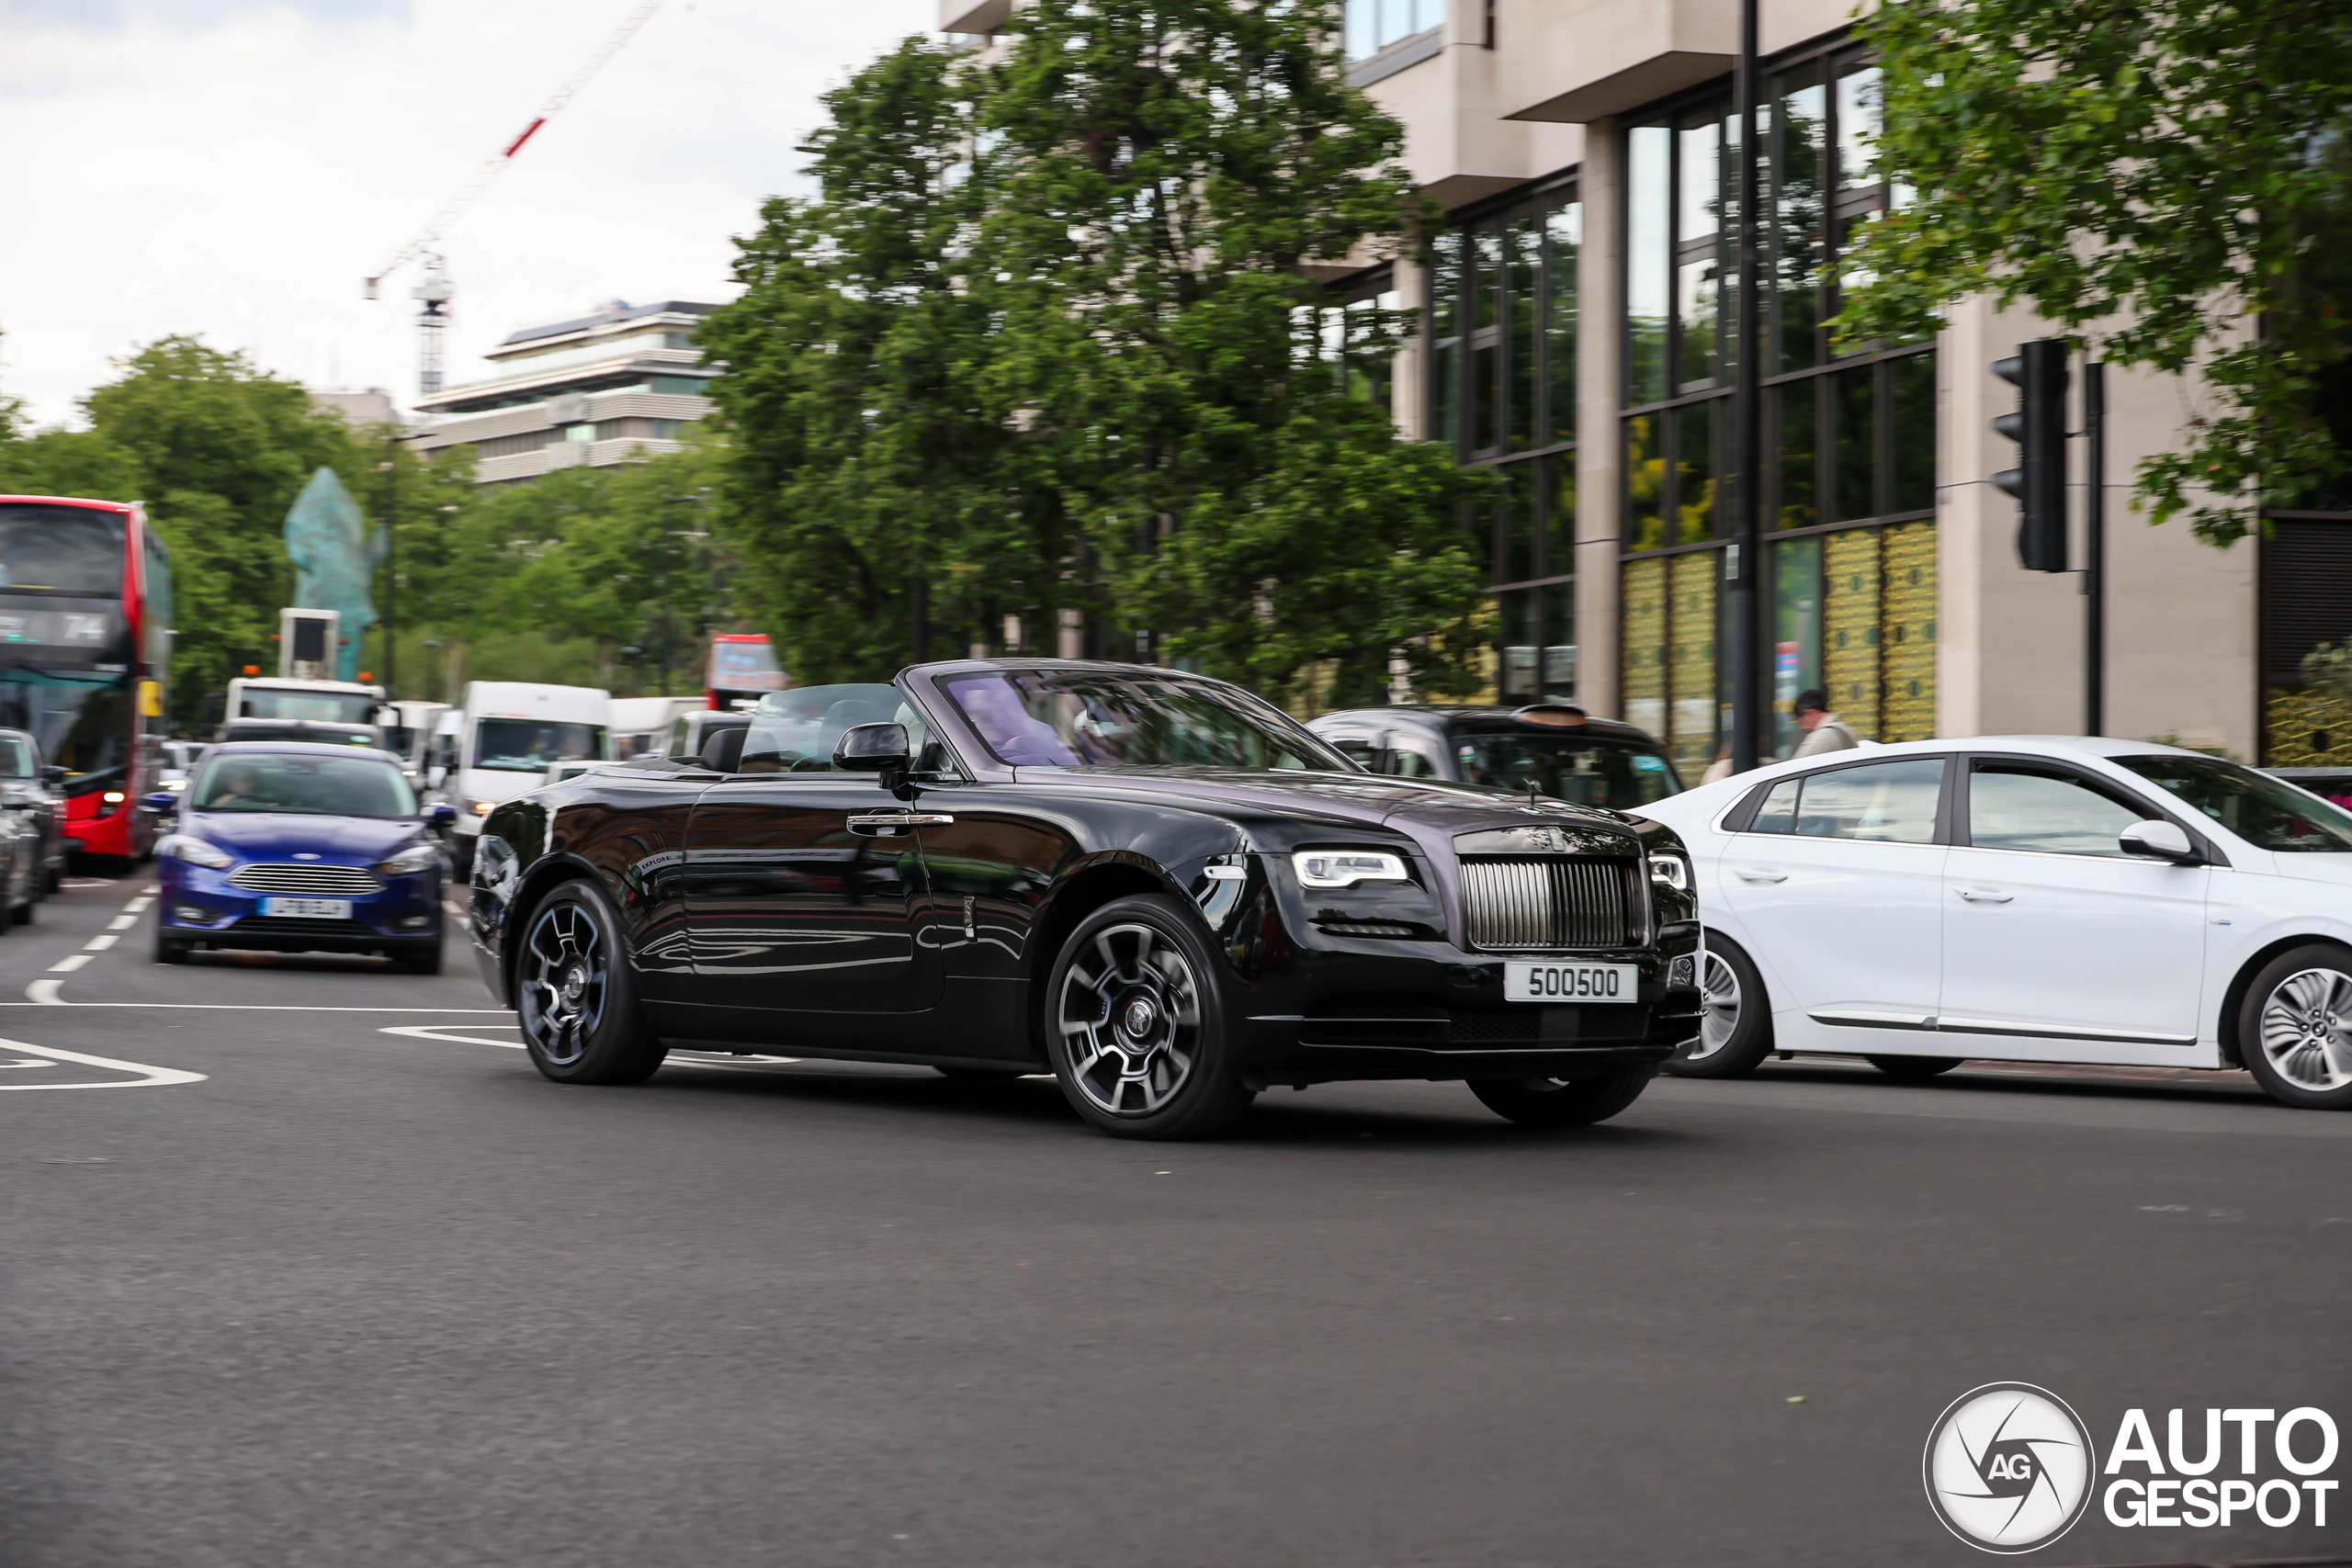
[1509,207,1541,451]
[1345,0,1374,60]
[1772,66,1825,374]
[1621,558,1668,739]
[1890,351,1935,513]
[1626,125,1671,404]
[1545,195,1579,444]
[1772,380,1817,530]
[1823,526,1882,739]
[1836,61,1883,191]
[1668,549,1720,775]
[1498,589,1537,703]
[1428,230,1462,452]
[1625,414,1666,551]
[1473,344,1500,454]
[1474,222,1502,331]
[1771,536,1823,758]
[1675,400,1717,543]
[1543,581,1577,697]
[1678,118,1721,243]
[1677,258,1720,386]
[1498,461,1537,584]
[1546,454,1577,578]
[1832,366,1877,521]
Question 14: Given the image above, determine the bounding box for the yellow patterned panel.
[1668,550,1719,776]
[1881,521,1937,742]
[1822,526,1882,740]
[1620,558,1667,742]
[2265,688,2352,766]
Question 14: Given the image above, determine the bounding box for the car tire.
[12,896,32,927]
[153,920,189,965]
[2237,942,2352,1111]
[392,941,443,976]
[1664,932,1773,1078]
[1867,1055,1963,1079]
[1468,1066,1655,1127]
[1044,893,1254,1140]
[45,865,60,896]
[515,881,667,1086]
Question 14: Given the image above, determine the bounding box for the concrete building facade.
[412,300,717,486]
[944,0,2335,769]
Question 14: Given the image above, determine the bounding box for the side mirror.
[41,765,63,786]
[2120,818,2199,863]
[427,803,457,827]
[833,722,910,774]
[139,791,178,814]
[699,726,748,773]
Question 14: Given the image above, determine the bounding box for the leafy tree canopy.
[1840,0,2352,546]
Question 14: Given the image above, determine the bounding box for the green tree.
[1838,0,2352,545]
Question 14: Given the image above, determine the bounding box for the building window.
[1430,182,1580,704]
[1345,0,1440,61]
[1300,268,1401,417]
[1621,42,1934,771]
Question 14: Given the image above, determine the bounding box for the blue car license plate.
[262,897,352,919]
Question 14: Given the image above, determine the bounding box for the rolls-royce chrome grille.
[1459,856,1637,951]
[228,863,384,897]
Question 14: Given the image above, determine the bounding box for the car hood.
[182,812,427,862]
[1010,767,1643,848]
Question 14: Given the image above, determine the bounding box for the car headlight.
[469,800,493,817]
[376,842,442,876]
[1647,852,1692,893]
[1292,849,1410,888]
[158,833,234,870]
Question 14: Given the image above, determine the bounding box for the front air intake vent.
[1459,856,1636,951]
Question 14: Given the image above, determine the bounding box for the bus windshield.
[0,673,130,788]
[235,688,379,726]
[0,503,125,596]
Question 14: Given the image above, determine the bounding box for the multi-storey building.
[946,0,2352,769]
[411,299,717,486]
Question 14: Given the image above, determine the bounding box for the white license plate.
[1505,961,1639,1004]
[262,897,352,919]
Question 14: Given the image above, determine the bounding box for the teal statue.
[283,467,387,683]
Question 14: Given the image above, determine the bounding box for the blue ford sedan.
[148,742,454,972]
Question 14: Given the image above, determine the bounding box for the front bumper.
[157,862,443,953]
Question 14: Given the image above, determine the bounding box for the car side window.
[1966,762,2151,856]
[1744,758,1943,844]
[1385,747,1442,780]
[1327,736,1380,769]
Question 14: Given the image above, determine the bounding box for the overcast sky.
[0,0,936,426]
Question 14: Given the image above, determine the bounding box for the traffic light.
[1993,340,2069,572]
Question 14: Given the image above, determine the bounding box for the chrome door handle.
[1955,888,2013,903]
[1735,870,1787,884]
[847,812,955,837]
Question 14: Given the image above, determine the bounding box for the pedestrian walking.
[1789,688,1860,758]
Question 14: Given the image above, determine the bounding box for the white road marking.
[0,1036,206,1092]
[25,980,60,1004]
[60,878,110,889]
[0,1058,56,1069]
[83,934,117,953]
[107,915,136,931]
[46,954,89,973]
[125,900,153,914]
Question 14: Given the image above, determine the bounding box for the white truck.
[436,682,611,874]
[222,674,387,736]
[608,695,701,759]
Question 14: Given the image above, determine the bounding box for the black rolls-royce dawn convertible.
[468,660,1703,1140]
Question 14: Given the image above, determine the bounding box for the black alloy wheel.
[517,881,667,1086]
[2238,942,2352,1110]
[1468,1066,1655,1127]
[1867,1055,1964,1079]
[1045,893,1253,1140]
[1664,932,1773,1078]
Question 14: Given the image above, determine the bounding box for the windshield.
[2112,754,2352,852]
[190,753,417,818]
[943,671,1350,771]
[471,718,606,773]
[236,688,379,725]
[0,735,31,777]
[742,684,925,773]
[0,673,130,788]
[1453,731,1683,808]
[0,503,125,596]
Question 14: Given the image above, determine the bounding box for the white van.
[222,676,386,737]
[608,695,700,758]
[441,682,610,872]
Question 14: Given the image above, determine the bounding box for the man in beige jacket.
[1790,688,1860,758]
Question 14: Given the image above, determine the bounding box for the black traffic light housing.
[1993,340,2070,572]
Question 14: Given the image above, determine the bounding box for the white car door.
[1938,756,2211,1058]
[1715,754,1951,1043]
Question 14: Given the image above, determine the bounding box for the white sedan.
[1630,736,2352,1110]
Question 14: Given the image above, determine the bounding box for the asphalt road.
[2,867,2347,1568]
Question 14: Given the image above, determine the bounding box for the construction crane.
[364,1,666,400]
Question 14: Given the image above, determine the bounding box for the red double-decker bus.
[0,496,173,863]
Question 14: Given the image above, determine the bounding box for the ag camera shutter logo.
[1923,1382,2097,1553]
